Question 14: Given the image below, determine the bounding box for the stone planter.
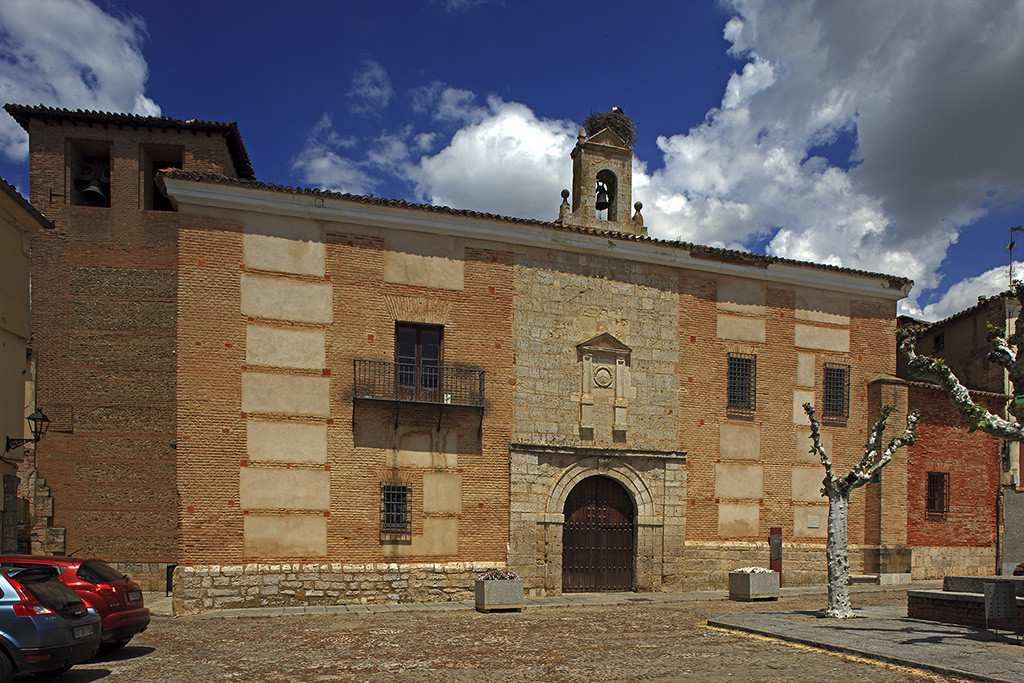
[475,579,524,612]
[728,572,780,601]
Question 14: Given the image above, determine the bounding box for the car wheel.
[101,637,132,651]
[0,652,13,683]
[34,663,71,678]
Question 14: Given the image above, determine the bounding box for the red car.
[0,556,149,650]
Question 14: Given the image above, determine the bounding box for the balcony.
[353,359,485,408]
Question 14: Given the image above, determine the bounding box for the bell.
[82,180,108,205]
[595,184,610,211]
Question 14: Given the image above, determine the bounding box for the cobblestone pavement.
[53,590,959,682]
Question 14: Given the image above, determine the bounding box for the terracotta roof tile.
[3,103,255,180]
[0,175,52,230]
[161,170,914,290]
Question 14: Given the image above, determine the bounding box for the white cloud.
[294,96,577,219]
[295,1,1024,321]
[632,0,1024,314]
[347,60,393,115]
[0,0,160,161]
[436,0,489,11]
[912,262,1020,322]
[291,114,375,195]
[413,98,577,219]
[411,83,488,125]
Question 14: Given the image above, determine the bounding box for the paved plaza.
[46,584,1022,682]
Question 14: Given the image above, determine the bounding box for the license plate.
[127,591,142,602]
[72,625,93,639]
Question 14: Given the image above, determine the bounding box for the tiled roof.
[3,104,255,180]
[0,175,52,230]
[920,291,1014,332]
[905,378,1008,400]
[160,170,915,291]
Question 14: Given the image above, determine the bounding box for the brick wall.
[679,281,898,549]
[175,215,513,568]
[24,116,240,566]
[906,384,1000,561]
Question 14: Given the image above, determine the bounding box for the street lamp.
[5,410,51,453]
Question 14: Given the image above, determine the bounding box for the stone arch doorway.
[562,475,635,592]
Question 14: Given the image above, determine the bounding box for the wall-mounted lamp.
[5,410,51,453]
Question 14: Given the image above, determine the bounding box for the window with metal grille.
[926,472,949,520]
[822,362,850,420]
[727,353,756,412]
[380,483,411,542]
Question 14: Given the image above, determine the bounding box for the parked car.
[0,556,149,651]
[0,566,100,681]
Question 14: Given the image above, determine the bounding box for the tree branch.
[899,329,1024,439]
[803,403,834,485]
[850,405,895,485]
[857,409,918,488]
[987,327,1016,371]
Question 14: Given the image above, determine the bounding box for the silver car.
[0,566,101,681]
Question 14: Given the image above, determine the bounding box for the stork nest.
[583,108,636,149]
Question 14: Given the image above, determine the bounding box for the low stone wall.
[110,562,174,593]
[173,562,497,614]
[681,541,865,590]
[944,575,1024,595]
[910,546,996,580]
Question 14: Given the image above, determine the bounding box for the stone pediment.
[587,128,628,149]
[577,332,631,355]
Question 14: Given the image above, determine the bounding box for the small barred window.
[380,483,411,542]
[727,353,756,413]
[822,363,850,420]
[926,472,949,520]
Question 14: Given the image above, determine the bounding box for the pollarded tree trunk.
[804,403,917,619]
[825,489,852,618]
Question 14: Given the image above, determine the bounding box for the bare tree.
[803,403,918,619]
[899,282,1024,439]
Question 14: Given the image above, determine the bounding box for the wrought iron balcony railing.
[353,359,485,407]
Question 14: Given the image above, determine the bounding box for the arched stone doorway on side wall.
[562,475,635,592]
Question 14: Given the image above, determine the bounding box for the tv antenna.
[1009,225,1024,286]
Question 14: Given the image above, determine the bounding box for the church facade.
[10,104,996,613]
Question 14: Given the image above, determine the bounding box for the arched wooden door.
[562,476,635,592]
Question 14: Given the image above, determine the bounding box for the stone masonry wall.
[508,444,685,596]
[173,561,497,614]
[110,562,174,593]
[682,540,869,590]
[511,248,679,450]
[911,546,996,580]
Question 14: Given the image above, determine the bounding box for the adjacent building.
[0,176,52,553]
[901,294,1021,575]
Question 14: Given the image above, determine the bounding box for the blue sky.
[1,0,1023,321]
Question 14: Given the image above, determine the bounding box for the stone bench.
[908,578,1024,633]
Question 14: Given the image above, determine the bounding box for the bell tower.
[558,107,645,235]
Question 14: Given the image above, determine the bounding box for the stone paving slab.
[709,605,1024,683]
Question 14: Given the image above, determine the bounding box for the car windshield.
[77,560,126,584]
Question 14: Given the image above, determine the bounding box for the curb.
[707,615,1020,683]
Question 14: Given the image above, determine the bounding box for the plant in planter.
[475,570,524,613]
[728,566,780,601]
